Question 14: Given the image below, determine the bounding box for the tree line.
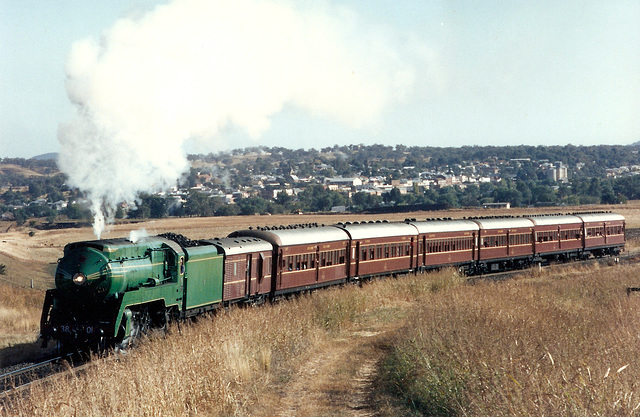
[1,144,638,224]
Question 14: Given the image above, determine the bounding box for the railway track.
[0,352,84,399]
[467,250,635,284]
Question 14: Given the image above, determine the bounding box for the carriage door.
[410,237,415,270]
[276,250,284,292]
[558,225,562,250]
[315,246,320,282]
[422,236,427,267]
[245,254,252,297]
[472,232,477,261]
[257,253,265,295]
[355,242,360,277]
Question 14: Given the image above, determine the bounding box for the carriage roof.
[201,237,273,255]
[574,212,625,223]
[229,226,349,247]
[334,221,418,240]
[409,219,479,234]
[471,217,534,230]
[526,214,583,226]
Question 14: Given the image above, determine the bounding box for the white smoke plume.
[58,0,416,238]
[128,228,150,243]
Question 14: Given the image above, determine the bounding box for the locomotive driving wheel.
[117,307,151,351]
[130,307,151,341]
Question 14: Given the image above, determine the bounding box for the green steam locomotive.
[40,234,226,350]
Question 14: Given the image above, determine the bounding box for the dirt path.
[273,326,394,417]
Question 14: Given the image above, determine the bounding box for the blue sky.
[1,0,639,158]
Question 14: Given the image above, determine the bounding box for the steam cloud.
[58,0,416,238]
[129,228,150,243]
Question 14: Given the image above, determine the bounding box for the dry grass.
[376,263,640,416]
[2,203,640,414]
[0,270,454,416]
[0,284,43,335]
[4,263,640,415]
[0,284,50,369]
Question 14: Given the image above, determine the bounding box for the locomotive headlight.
[72,273,87,286]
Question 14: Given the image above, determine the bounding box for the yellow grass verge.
[2,262,640,416]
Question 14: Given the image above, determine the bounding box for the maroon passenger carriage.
[473,217,535,273]
[204,237,273,303]
[225,212,625,298]
[576,212,625,258]
[228,225,351,295]
[336,221,417,279]
[528,214,584,261]
[410,219,479,274]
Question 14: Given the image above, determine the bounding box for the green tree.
[383,187,403,205]
[492,184,523,207]
[64,203,92,220]
[436,187,459,207]
[459,185,480,207]
[298,185,346,212]
[184,191,221,217]
[532,184,557,204]
[351,192,382,210]
[236,196,271,215]
[14,209,27,225]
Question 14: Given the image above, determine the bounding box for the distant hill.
[0,163,46,177]
[29,153,58,161]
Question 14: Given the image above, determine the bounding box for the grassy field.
[3,261,640,416]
